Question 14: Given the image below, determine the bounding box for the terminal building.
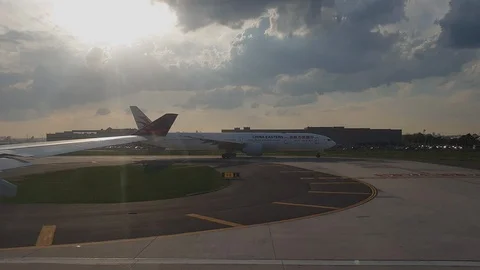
[222,126,402,147]
[46,128,136,141]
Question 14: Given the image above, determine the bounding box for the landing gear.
[221,152,237,159]
[316,152,321,158]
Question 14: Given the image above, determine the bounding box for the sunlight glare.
[51,0,177,45]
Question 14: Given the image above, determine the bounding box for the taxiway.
[1,155,480,269]
[0,156,374,249]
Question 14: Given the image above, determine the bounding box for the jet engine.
[241,143,263,156]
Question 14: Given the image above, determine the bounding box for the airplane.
[129,106,336,159]
[0,112,178,197]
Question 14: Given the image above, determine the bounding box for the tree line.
[402,133,479,147]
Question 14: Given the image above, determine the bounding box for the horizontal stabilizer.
[134,113,178,136]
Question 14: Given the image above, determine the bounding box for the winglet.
[130,106,152,129]
[134,113,178,136]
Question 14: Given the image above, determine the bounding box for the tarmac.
[1,155,480,269]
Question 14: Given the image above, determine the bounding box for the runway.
[0,156,375,249]
[2,155,480,269]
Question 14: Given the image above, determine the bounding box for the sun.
[50,0,177,46]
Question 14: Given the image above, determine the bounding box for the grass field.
[60,148,480,170]
[326,150,480,170]
[0,164,227,204]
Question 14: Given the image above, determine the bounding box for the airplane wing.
[0,135,147,172]
[0,135,147,198]
[0,112,178,171]
[0,112,178,197]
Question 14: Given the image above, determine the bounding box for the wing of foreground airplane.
[0,112,178,172]
[0,112,178,197]
[0,135,147,197]
[0,135,147,171]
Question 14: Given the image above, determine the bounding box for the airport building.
[46,128,136,141]
[222,126,402,147]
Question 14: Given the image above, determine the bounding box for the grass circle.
[1,164,228,204]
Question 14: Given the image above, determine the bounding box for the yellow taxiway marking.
[273,202,339,210]
[308,191,371,195]
[310,182,361,185]
[187,214,243,227]
[35,225,56,247]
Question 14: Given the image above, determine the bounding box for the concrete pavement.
[1,156,480,269]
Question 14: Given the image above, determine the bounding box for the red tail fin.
[134,113,178,136]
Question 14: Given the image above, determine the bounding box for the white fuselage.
[142,132,336,153]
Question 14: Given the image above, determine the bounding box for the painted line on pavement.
[186,214,242,227]
[35,225,56,247]
[273,202,339,210]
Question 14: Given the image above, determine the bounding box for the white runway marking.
[1,257,480,267]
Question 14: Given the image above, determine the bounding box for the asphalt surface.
[0,158,376,249]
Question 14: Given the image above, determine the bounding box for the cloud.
[95,108,111,116]
[437,0,480,48]
[276,108,300,116]
[158,0,295,32]
[274,94,318,107]
[1,0,480,136]
[178,85,260,109]
[220,1,406,86]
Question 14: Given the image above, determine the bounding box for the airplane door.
[314,137,319,144]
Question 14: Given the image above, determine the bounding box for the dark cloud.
[223,0,475,97]
[159,0,290,31]
[0,58,109,121]
[2,0,480,122]
[222,0,407,89]
[178,86,260,109]
[95,108,111,116]
[274,94,318,107]
[437,0,480,48]
[0,72,25,88]
[0,29,35,43]
[0,34,224,121]
[340,0,407,28]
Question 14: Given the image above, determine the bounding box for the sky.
[0,0,480,137]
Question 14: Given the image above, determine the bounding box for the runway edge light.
[0,178,17,198]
